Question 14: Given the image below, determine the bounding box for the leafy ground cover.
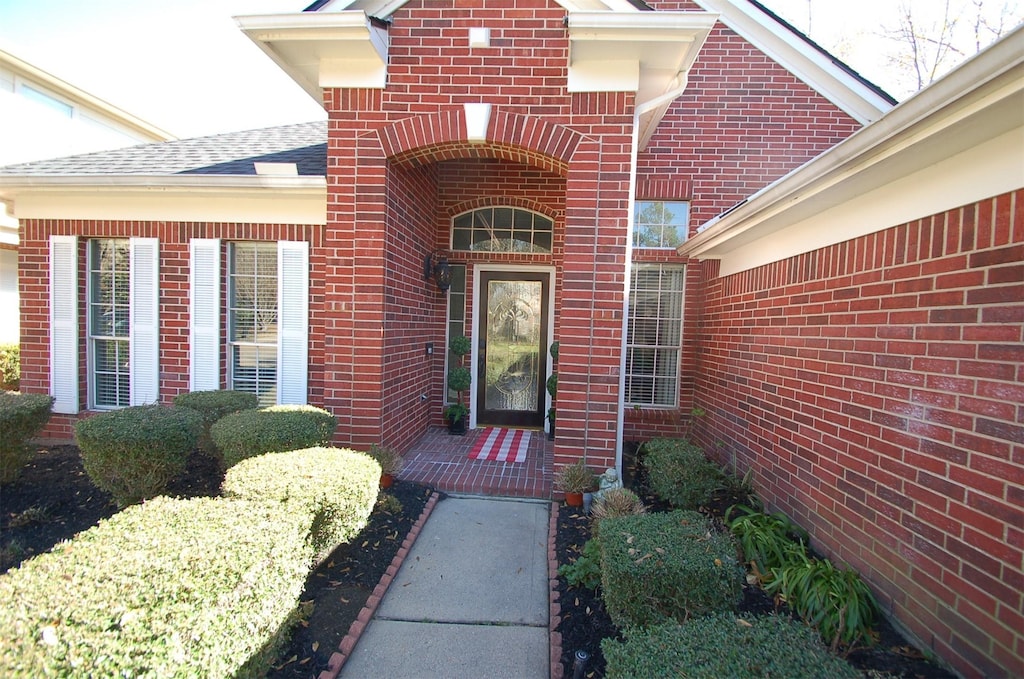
[0,444,431,679]
[553,446,959,679]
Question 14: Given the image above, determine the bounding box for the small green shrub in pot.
[75,404,203,507]
[642,437,724,509]
[211,404,337,469]
[602,613,861,679]
[600,510,744,628]
[0,392,53,483]
[223,447,380,563]
[554,459,597,494]
[172,390,259,462]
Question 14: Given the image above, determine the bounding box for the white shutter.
[189,239,220,391]
[277,241,308,405]
[129,238,159,405]
[49,236,78,414]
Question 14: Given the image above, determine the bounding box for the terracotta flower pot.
[380,473,394,489]
[565,491,584,507]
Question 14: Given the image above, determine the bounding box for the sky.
[0,0,1020,139]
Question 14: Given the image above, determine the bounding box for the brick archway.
[378,108,582,173]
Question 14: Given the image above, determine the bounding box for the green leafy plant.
[211,404,337,469]
[641,438,725,509]
[554,459,597,494]
[766,553,879,652]
[75,404,203,507]
[600,511,744,628]
[546,343,558,437]
[173,390,259,464]
[445,335,472,427]
[0,343,19,391]
[557,537,602,590]
[0,392,53,483]
[726,504,809,580]
[602,614,861,679]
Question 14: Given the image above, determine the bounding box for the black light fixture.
[424,252,452,292]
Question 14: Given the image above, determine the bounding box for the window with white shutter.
[228,242,279,406]
[87,239,131,408]
[129,238,159,405]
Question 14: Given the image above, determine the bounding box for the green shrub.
[173,390,259,462]
[223,447,380,562]
[642,438,724,509]
[557,537,602,590]
[0,344,18,391]
[727,503,809,579]
[601,511,744,628]
[0,392,53,484]
[211,404,337,469]
[602,613,860,679]
[766,553,878,651]
[75,404,203,507]
[0,495,311,678]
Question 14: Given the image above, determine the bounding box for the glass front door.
[477,271,549,428]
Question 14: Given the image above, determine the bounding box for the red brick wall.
[692,190,1024,678]
[18,219,322,441]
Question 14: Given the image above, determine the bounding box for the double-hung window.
[625,264,685,407]
[189,239,308,406]
[632,200,690,248]
[49,236,159,413]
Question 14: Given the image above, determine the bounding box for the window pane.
[230,242,278,405]
[633,200,690,248]
[89,239,131,409]
[451,207,553,254]
[625,264,685,407]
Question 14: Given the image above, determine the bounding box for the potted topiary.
[368,444,402,488]
[444,334,472,435]
[546,342,558,440]
[555,459,597,507]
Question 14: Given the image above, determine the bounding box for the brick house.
[0,0,1020,676]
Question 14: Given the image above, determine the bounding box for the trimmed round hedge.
[211,405,337,469]
[0,495,310,678]
[642,437,725,509]
[602,614,861,679]
[223,446,381,562]
[172,390,259,463]
[0,392,53,484]
[75,404,203,507]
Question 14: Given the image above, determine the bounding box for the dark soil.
[0,444,432,679]
[553,444,959,679]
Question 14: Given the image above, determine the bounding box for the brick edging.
[317,492,442,679]
[548,500,564,679]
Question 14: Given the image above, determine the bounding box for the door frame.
[470,264,556,432]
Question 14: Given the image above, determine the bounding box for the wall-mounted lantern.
[424,252,452,292]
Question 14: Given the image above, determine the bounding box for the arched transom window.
[451,207,553,253]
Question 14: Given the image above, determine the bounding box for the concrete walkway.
[338,496,550,679]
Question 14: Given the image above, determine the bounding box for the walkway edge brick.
[317,491,441,679]
[548,500,564,679]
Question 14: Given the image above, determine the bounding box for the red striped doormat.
[467,428,531,463]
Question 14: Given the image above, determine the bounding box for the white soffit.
[681,26,1024,275]
[567,12,716,98]
[319,0,642,15]
[236,11,388,102]
[691,0,893,125]
[0,176,327,226]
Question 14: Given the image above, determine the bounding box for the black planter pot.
[447,417,467,436]
[548,422,555,440]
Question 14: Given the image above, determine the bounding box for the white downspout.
[615,73,691,478]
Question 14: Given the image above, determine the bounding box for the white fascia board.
[1,175,327,226]
[333,0,633,15]
[691,0,893,124]
[236,11,388,101]
[682,27,1024,272]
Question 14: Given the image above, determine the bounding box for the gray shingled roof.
[0,121,327,177]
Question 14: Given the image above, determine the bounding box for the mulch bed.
[0,444,432,679]
[552,445,959,679]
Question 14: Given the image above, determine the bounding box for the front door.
[477,271,549,428]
